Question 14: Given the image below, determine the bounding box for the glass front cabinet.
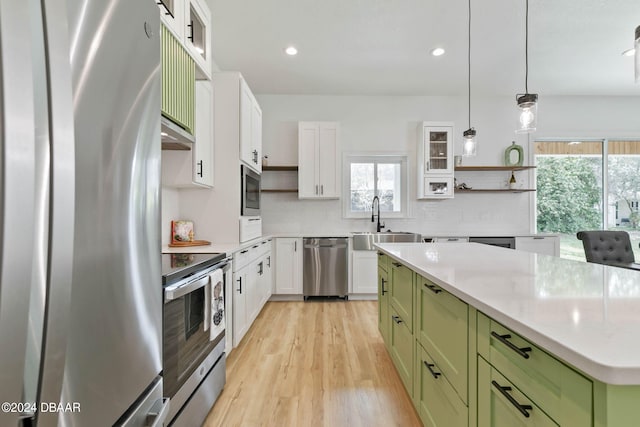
[418,122,454,199]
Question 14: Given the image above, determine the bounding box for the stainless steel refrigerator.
[0,0,167,426]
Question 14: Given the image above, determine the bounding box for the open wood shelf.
[455,189,536,193]
[262,165,299,171]
[455,166,536,171]
[262,189,298,193]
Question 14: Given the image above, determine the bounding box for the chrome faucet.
[371,196,385,232]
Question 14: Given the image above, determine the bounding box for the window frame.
[342,153,408,219]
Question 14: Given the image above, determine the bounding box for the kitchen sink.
[351,231,422,251]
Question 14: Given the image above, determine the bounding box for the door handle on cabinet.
[491,381,533,418]
[381,278,387,295]
[187,20,194,42]
[197,160,203,177]
[321,185,324,195]
[294,241,297,251]
[424,283,442,294]
[237,277,242,294]
[392,262,402,267]
[490,331,532,359]
[267,256,271,267]
[315,185,318,195]
[391,315,403,324]
[424,361,441,379]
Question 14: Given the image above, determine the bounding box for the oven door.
[241,165,261,216]
[163,269,225,400]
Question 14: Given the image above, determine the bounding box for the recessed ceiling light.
[622,47,635,56]
[430,47,445,57]
[284,46,298,56]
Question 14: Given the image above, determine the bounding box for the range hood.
[161,116,194,150]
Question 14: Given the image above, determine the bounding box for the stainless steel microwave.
[241,165,261,216]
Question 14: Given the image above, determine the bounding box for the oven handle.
[164,260,230,302]
[165,274,209,301]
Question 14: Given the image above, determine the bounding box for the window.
[344,155,407,218]
[534,139,640,261]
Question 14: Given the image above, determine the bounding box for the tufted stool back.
[576,230,635,265]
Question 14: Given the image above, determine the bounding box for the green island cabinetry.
[161,25,195,134]
[377,252,390,345]
[377,253,640,427]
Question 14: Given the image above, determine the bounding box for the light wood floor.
[203,301,421,427]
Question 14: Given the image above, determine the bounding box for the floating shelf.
[455,189,536,193]
[262,165,299,171]
[262,189,298,193]
[455,166,536,171]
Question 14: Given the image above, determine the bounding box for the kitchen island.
[375,242,640,427]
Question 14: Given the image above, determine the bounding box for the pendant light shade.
[462,128,477,156]
[462,0,477,156]
[516,0,538,134]
[635,25,640,83]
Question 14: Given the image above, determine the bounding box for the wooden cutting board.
[168,239,211,247]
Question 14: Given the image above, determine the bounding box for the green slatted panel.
[161,25,195,134]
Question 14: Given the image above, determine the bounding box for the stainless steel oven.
[241,164,261,216]
[162,253,231,426]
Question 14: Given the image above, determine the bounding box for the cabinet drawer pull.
[392,262,402,267]
[391,315,403,324]
[491,331,532,359]
[424,283,442,294]
[377,252,384,256]
[240,250,249,254]
[491,380,533,418]
[424,361,441,379]
[381,278,387,295]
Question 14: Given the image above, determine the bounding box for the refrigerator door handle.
[36,1,77,424]
[146,398,170,427]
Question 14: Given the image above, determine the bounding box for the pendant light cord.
[525,0,529,94]
[468,0,471,128]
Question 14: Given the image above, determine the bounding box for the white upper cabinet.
[158,0,211,79]
[417,121,454,199]
[298,121,339,199]
[157,0,184,41]
[161,80,214,188]
[184,0,212,79]
[239,79,262,173]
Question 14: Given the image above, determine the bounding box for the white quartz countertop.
[375,242,640,385]
[162,235,274,255]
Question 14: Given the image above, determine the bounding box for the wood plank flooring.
[204,301,421,427]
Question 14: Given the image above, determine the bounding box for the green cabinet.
[390,304,414,396]
[417,343,467,427]
[378,263,390,345]
[477,313,592,426]
[390,260,413,332]
[417,275,468,403]
[478,357,557,427]
[161,25,195,134]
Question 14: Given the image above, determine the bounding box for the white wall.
[257,94,640,237]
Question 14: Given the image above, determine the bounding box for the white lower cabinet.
[352,250,378,295]
[515,236,559,256]
[232,266,250,347]
[274,238,303,294]
[232,238,271,347]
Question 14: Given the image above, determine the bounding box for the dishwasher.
[303,237,348,299]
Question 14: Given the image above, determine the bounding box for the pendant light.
[635,25,640,82]
[462,0,477,156]
[516,0,538,133]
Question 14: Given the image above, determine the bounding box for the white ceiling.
[209,0,640,96]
